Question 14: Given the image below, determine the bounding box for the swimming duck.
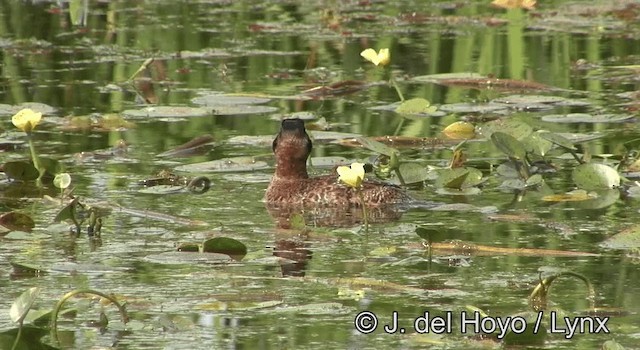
[264,118,411,207]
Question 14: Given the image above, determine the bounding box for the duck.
[264,118,411,207]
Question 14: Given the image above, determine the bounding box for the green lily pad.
[479,119,532,140]
[411,72,487,83]
[435,187,482,196]
[395,98,437,115]
[191,94,272,106]
[54,197,80,223]
[538,131,576,150]
[438,103,507,114]
[174,156,268,173]
[572,163,621,191]
[3,161,39,181]
[122,106,210,118]
[492,94,567,105]
[207,105,279,116]
[10,287,40,323]
[0,102,57,116]
[491,132,527,160]
[415,227,440,240]
[542,113,633,123]
[502,311,547,346]
[202,237,247,260]
[397,163,430,184]
[521,131,554,157]
[0,211,35,232]
[600,223,640,249]
[435,167,483,189]
[356,137,399,157]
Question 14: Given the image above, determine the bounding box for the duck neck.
[274,155,309,179]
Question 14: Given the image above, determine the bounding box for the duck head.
[272,118,312,179]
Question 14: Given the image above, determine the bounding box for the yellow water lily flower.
[360,48,390,66]
[337,162,365,188]
[12,109,42,133]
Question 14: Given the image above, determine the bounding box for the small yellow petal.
[12,109,42,133]
[377,48,390,66]
[337,163,365,188]
[360,48,378,65]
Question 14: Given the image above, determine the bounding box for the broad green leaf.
[415,227,439,240]
[539,131,576,150]
[10,287,41,324]
[479,119,532,140]
[521,131,553,157]
[54,197,80,223]
[395,98,437,115]
[491,132,527,160]
[442,121,476,140]
[202,237,247,260]
[397,163,430,184]
[572,163,621,191]
[436,167,483,189]
[356,137,399,157]
[0,211,35,232]
[3,161,39,181]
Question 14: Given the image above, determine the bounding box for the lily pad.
[122,106,210,119]
[0,102,57,116]
[356,137,399,157]
[174,156,269,173]
[538,131,576,150]
[438,103,507,114]
[0,211,35,232]
[492,94,567,105]
[572,163,621,191]
[478,119,532,140]
[191,94,272,106]
[395,98,437,115]
[435,167,483,189]
[442,121,476,140]
[3,161,39,181]
[144,251,234,264]
[10,287,40,323]
[491,132,527,160]
[521,131,554,157]
[541,113,633,123]
[202,237,247,260]
[600,224,640,249]
[207,105,279,116]
[396,163,430,184]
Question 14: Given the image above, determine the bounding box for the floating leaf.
[411,72,488,83]
[300,80,372,98]
[396,163,430,184]
[0,211,35,232]
[438,103,507,114]
[356,137,399,157]
[600,224,640,249]
[479,119,532,140]
[191,94,272,106]
[144,251,233,264]
[521,131,554,157]
[157,135,214,158]
[415,227,440,240]
[10,287,40,324]
[202,237,247,260]
[395,98,437,115]
[538,131,576,150]
[3,161,39,181]
[491,132,527,160]
[208,105,279,116]
[572,163,621,191]
[492,94,565,105]
[122,106,210,119]
[502,312,546,346]
[174,157,268,173]
[442,121,476,140]
[602,340,626,350]
[542,113,633,123]
[177,243,200,252]
[54,197,80,223]
[436,167,483,189]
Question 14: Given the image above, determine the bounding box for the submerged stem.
[50,289,129,344]
[27,132,44,186]
[356,188,369,231]
[389,75,405,102]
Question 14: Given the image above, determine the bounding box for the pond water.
[1,1,640,349]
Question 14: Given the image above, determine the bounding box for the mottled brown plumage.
[264,118,411,207]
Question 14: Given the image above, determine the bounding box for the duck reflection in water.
[264,118,412,229]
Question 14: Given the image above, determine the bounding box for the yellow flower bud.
[12,109,42,133]
[360,48,390,66]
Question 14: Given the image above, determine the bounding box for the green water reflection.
[1,1,640,349]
